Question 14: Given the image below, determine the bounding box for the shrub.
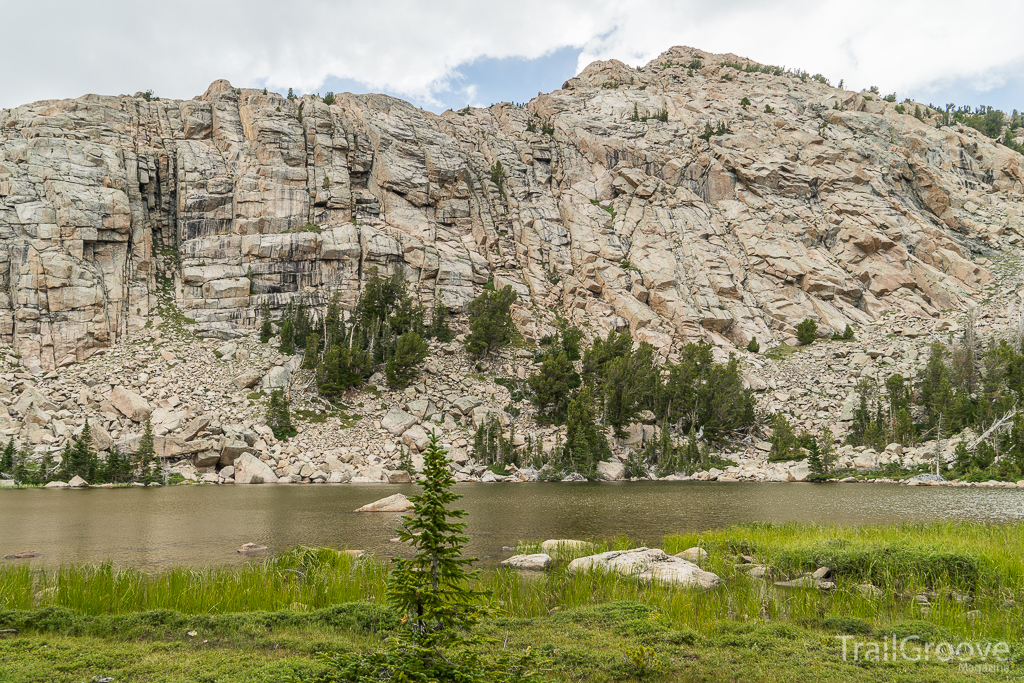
[740,97,751,109]
[746,336,760,353]
[465,286,517,359]
[764,104,775,114]
[323,91,336,105]
[796,318,818,345]
[385,332,429,388]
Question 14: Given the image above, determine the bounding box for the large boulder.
[108,386,152,422]
[233,453,279,484]
[68,475,89,488]
[501,553,552,571]
[567,548,721,590]
[402,424,431,451]
[354,493,413,512]
[597,460,626,481]
[262,366,291,391]
[382,408,417,436]
[231,372,262,389]
[179,416,211,442]
[13,386,58,415]
[472,406,509,429]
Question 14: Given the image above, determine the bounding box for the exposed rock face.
[2,46,1017,371]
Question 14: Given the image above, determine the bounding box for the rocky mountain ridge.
[2,46,1021,375]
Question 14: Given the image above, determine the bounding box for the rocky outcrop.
[2,46,1017,373]
[568,547,721,589]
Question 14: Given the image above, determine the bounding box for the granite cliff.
[0,45,1021,377]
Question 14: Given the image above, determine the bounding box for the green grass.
[3,525,1024,681]
[764,343,805,361]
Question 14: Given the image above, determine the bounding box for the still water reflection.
[2,482,1023,569]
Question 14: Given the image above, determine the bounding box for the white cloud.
[1,1,1022,110]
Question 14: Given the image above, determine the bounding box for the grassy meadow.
[2,522,1023,681]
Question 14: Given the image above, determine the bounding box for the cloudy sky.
[3,1,1022,113]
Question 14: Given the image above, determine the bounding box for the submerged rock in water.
[3,551,40,559]
[354,493,413,512]
[568,547,721,590]
[237,543,269,554]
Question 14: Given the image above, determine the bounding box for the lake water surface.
[2,482,1023,569]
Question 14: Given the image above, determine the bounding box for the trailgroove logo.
[836,635,1011,663]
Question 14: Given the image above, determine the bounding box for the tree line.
[475,327,757,479]
[0,419,162,486]
[846,322,1024,481]
[265,270,519,400]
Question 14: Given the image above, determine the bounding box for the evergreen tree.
[464,286,517,359]
[0,438,14,475]
[385,332,429,388]
[105,445,132,484]
[266,388,297,440]
[279,320,296,355]
[13,448,31,484]
[301,332,320,369]
[317,342,372,396]
[819,426,837,473]
[806,438,824,475]
[137,418,160,485]
[527,350,579,421]
[259,301,273,343]
[769,413,797,462]
[37,450,53,484]
[389,431,485,641]
[603,342,659,438]
[581,329,633,390]
[563,386,609,478]
[746,336,759,353]
[63,420,98,482]
[426,301,454,342]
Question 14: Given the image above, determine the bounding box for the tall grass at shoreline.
[2,523,1023,642]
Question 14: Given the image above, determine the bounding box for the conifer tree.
[137,418,160,485]
[63,420,97,482]
[385,332,429,388]
[426,301,454,342]
[266,388,297,440]
[37,450,53,484]
[563,386,609,478]
[464,285,517,359]
[0,438,14,474]
[279,320,296,355]
[302,332,320,369]
[389,431,485,641]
